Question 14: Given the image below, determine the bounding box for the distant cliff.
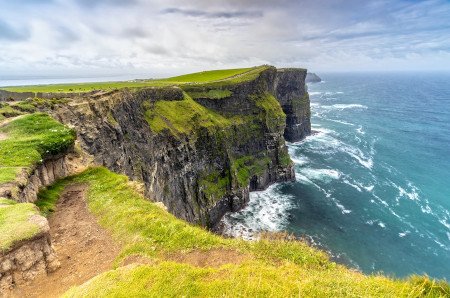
[306,72,322,83]
[45,66,311,228]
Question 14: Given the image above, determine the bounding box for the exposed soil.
[6,183,249,297]
[0,133,7,141]
[9,184,121,298]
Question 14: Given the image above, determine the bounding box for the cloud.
[161,7,263,19]
[1,0,450,77]
[74,0,138,8]
[0,20,30,41]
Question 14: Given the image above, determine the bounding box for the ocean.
[223,72,450,280]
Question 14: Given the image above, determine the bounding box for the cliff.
[306,72,322,83]
[51,66,311,228]
[0,199,59,293]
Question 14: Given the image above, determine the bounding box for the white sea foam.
[356,125,365,135]
[421,204,433,214]
[366,219,386,228]
[290,156,309,166]
[333,199,352,214]
[299,168,341,182]
[221,185,295,240]
[439,219,450,230]
[343,179,362,192]
[392,181,420,201]
[328,118,355,126]
[364,185,374,192]
[309,91,322,96]
[399,231,410,238]
[321,104,368,110]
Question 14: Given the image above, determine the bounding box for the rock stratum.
[50,66,311,228]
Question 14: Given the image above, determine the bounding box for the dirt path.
[11,184,121,298]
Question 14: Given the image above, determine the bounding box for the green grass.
[0,80,175,94]
[0,102,23,120]
[34,167,449,297]
[163,67,254,83]
[0,113,76,184]
[0,198,41,252]
[35,179,68,216]
[143,93,238,136]
[0,66,269,94]
[188,89,233,100]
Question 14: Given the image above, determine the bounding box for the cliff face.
[0,212,60,297]
[275,69,311,142]
[52,66,310,228]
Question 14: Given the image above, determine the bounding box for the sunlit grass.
[0,198,41,252]
[36,167,449,297]
[0,113,76,183]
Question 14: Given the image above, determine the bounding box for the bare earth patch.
[0,133,7,141]
[9,184,121,298]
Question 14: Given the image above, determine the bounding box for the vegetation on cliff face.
[34,168,449,297]
[143,93,238,136]
[0,113,76,183]
[0,198,41,252]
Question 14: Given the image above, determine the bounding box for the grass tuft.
[0,198,41,252]
[0,113,76,184]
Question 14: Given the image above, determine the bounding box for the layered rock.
[0,210,59,293]
[0,90,34,102]
[0,147,89,203]
[275,68,311,142]
[51,66,310,228]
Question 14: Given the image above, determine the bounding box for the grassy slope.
[143,93,243,136]
[35,167,449,297]
[0,198,41,252]
[0,113,76,183]
[0,67,262,93]
[163,67,254,83]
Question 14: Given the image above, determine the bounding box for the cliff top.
[0,113,75,185]
[0,198,45,252]
[0,65,271,94]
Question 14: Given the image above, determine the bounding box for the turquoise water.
[223,72,450,280]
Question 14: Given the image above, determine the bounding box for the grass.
[143,93,238,136]
[0,198,41,252]
[0,113,76,184]
[0,80,175,94]
[0,66,269,94]
[34,167,449,297]
[188,89,233,100]
[163,67,254,83]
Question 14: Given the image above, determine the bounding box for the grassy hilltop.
[0,66,266,93]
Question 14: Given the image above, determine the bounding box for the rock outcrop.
[275,68,311,141]
[51,66,310,228]
[0,90,34,102]
[0,147,89,203]
[305,72,322,83]
[0,211,59,294]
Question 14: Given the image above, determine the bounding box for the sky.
[0,0,450,78]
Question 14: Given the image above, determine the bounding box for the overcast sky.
[1,0,450,78]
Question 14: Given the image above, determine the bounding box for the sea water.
[223,72,450,280]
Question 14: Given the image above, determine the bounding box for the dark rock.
[50,66,311,229]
